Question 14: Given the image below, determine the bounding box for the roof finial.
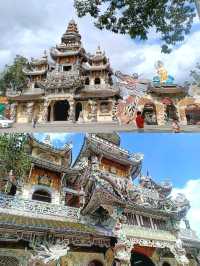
[44,134,51,146]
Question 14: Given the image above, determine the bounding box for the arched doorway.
[162,98,178,122]
[75,102,83,121]
[88,260,103,266]
[142,103,157,125]
[163,262,171,266]
[131,252,155,266]
[185,104,200,125]
[54,100,70,121]
[32,190,52,203]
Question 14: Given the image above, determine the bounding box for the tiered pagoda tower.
[0,133,199,266]
[7,20,119,124]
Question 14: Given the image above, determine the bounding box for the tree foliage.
[0,55,28,96]
[0,134,31,182]
[74,0,196,53]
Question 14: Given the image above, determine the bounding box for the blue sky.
[35,133,200,188]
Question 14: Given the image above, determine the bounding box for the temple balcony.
[0,192,80,222]
[122,223,177,243]
[180,228,200,246]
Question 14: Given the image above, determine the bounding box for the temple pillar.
[50,102,54,122]
[26,102,34,123]
[10,103,18,122]
[88,99,97,122]
[68,99,75,122]
[112,101,118,122]
[178,106,187,125]
[155,103,165,125]
[169,239,189,266]
[42,100,49,122]
[114,243,132,266]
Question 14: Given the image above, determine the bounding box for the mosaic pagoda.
[7,20,118,124]
[0,133,199,266]
[6,19,200,126]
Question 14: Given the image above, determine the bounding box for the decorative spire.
[61,19,81,45]
[66,19,79,34]
[44,134,51,146]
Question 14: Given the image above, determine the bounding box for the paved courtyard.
[1,122,200,133]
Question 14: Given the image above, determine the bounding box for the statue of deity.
[153,61,175,85]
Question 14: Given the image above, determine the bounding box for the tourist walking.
[135,111,145,132]
[32,116,38,128]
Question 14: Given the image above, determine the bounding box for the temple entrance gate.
[75,102,83,121]
[162,98,178,122]
[185,104,200,125]
[53,100,70,121]
[142,103,157,125]
[131,252,155,266]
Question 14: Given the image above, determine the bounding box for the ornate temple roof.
[27,134,72,169]
[73,134,143,173]
[96,133,121,146]
[28,134,72,155]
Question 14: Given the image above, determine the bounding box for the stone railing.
[122,224,176,242]
[0,193,80,222]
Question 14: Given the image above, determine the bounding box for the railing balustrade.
[0,193,80,221]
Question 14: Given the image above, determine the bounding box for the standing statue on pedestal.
[153,61,175,85]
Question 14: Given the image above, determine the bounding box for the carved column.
[68,99,75,122]
[42,100,49,122]
[156,103,165,126]
[179,106,187,125]
[26,102,34,123]
[115,243,132,266]
[170,239,189,266]
[10,103,18,122]
[89,99,97,122]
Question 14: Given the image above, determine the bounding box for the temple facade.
[0,133,199,266]
[7,20,118,124]
[6,20,200,126]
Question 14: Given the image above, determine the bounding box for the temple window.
[88,260,103,266]
[162,263,171,266]
[125,213,138,226]
[63,65,72,72]
[100,102,110,113]
[94,77,101,85]
[32,189,52,203]
[85,77,90,85]
[153,218,166,230]
[185,104,200,125]
[65,193,80,208]
[141,216,151,228]
[34,82,40,88]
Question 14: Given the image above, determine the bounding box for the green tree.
[0,55,28,96]
[0,134,31,183]
[74,0,196,53]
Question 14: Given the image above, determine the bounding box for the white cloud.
[173,179,200,237]
[0,0,200,83]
